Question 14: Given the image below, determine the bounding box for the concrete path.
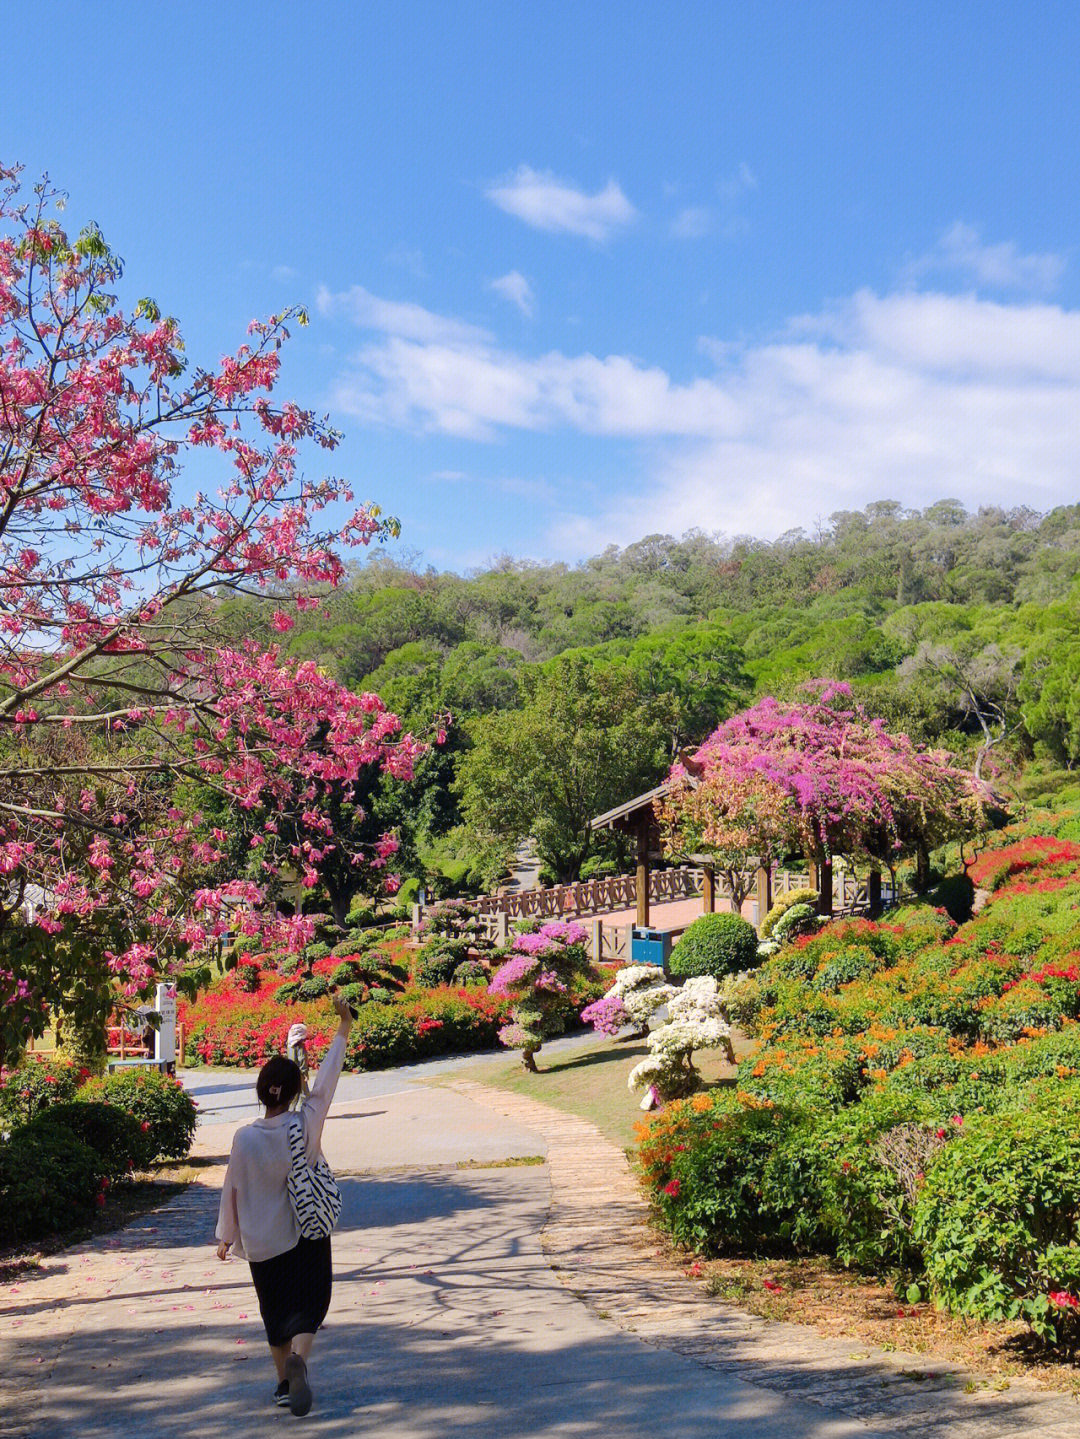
[4,1072,1079,1438]
[6,1080,891,1439]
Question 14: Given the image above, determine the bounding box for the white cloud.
[489,270,535,317]
[315,284,490,345]
[385,245,427,279]
[486,166,637,241]
[670,206,712,240]
[905,223,1066,294]
[327,284,1080,551]
[719,162,758,201]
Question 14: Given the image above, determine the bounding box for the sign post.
[154,983,177,1070]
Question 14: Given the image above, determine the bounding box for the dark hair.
[256,1055,302,1109]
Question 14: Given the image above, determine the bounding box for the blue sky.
[5,2,1080,569]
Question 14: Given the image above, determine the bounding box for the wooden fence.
[425,865,897,960]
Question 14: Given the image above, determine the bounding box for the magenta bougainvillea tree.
[658,681,987,877]
[488,920,592,1071]
[0,167,423,1056]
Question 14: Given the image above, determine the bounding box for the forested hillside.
[216,499,1080,891]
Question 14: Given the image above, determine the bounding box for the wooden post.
[636,817,650,929]
[702,864,716,914]
[755,865,773,931]
[868,869,883,917]
[809,855,834,917]
[494,912,509,946]
[591,919,604,962]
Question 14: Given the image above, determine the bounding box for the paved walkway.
[3,1073,1079,1437]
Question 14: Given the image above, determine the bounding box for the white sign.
[155,983,177,1065]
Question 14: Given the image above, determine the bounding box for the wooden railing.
[472,865,704,922]
[452,864,898,958]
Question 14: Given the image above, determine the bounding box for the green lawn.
[449,1031,755,1150]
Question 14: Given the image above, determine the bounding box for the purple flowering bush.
[488,921,593,1070]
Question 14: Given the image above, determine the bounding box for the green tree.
[455,658,671,883]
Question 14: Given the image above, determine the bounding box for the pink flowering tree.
[0,167,423,1063]
[488,920,593,1072]
[658,682,987,901]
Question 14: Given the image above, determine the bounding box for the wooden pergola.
[590,783,776,928]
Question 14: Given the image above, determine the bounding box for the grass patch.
[449,1030,755,1149]
[455,1155,545,1169]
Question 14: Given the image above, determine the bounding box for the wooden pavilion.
[589,782,777,929]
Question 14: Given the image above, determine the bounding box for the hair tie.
[269,1084,282,1099]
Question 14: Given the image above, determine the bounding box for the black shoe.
[284,1355,312,1417]
[274,1381,290,1408]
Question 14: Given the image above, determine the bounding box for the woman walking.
[216,993,353,1416]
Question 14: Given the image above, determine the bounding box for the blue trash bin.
[631,927,672,969]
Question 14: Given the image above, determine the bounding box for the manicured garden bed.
[638,828,1080,1356]
[179,926,609,1071]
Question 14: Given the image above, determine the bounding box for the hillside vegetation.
[214,499,1080,889]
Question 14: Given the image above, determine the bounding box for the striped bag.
[285,1115,342,1239]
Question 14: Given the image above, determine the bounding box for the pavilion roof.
[590,780,676,832]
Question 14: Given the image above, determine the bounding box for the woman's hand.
[216,1241,231,1261]
[330,989,354,1031]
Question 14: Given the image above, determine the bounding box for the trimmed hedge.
[669,912,759,980]
[79,1069,197,1162]
[0,1125,102,1245]
[33,1101,149,1182]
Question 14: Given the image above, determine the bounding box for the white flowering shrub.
[580,964,675,1037]
[628,975,734,1106]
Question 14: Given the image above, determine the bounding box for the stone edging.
[451,1080,1080,1439]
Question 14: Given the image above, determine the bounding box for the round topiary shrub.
[415,939,468,987]
[234,962,262,993]
[452,959,487,987]
[297,975,330,1001]
[0,1125,102,1245]
[669,912,759,980]
[33,1101,149,1181]
[276,954,302,977]
[330,961,362,987]
[760,888,819,939]
[330,937,365,959]
[79,1070,197,1162]
[302,941,332,965]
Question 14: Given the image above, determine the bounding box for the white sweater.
[215,1031,347,1262]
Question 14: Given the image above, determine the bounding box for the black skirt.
[249,1236,332,1347]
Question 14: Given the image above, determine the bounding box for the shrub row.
[0,1060,197,1247]
[640,831,1080,1349]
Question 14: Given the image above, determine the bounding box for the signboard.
[154,983,177,1065]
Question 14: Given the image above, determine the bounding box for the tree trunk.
[326,880,351,931]
[522,1048,539,1073]
[915,844,931,892]
[56,1010,109,1076]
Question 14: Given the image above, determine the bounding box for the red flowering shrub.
[967,837,1080,892]
[0,1053,83,1127]
[181,952,512,1071]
